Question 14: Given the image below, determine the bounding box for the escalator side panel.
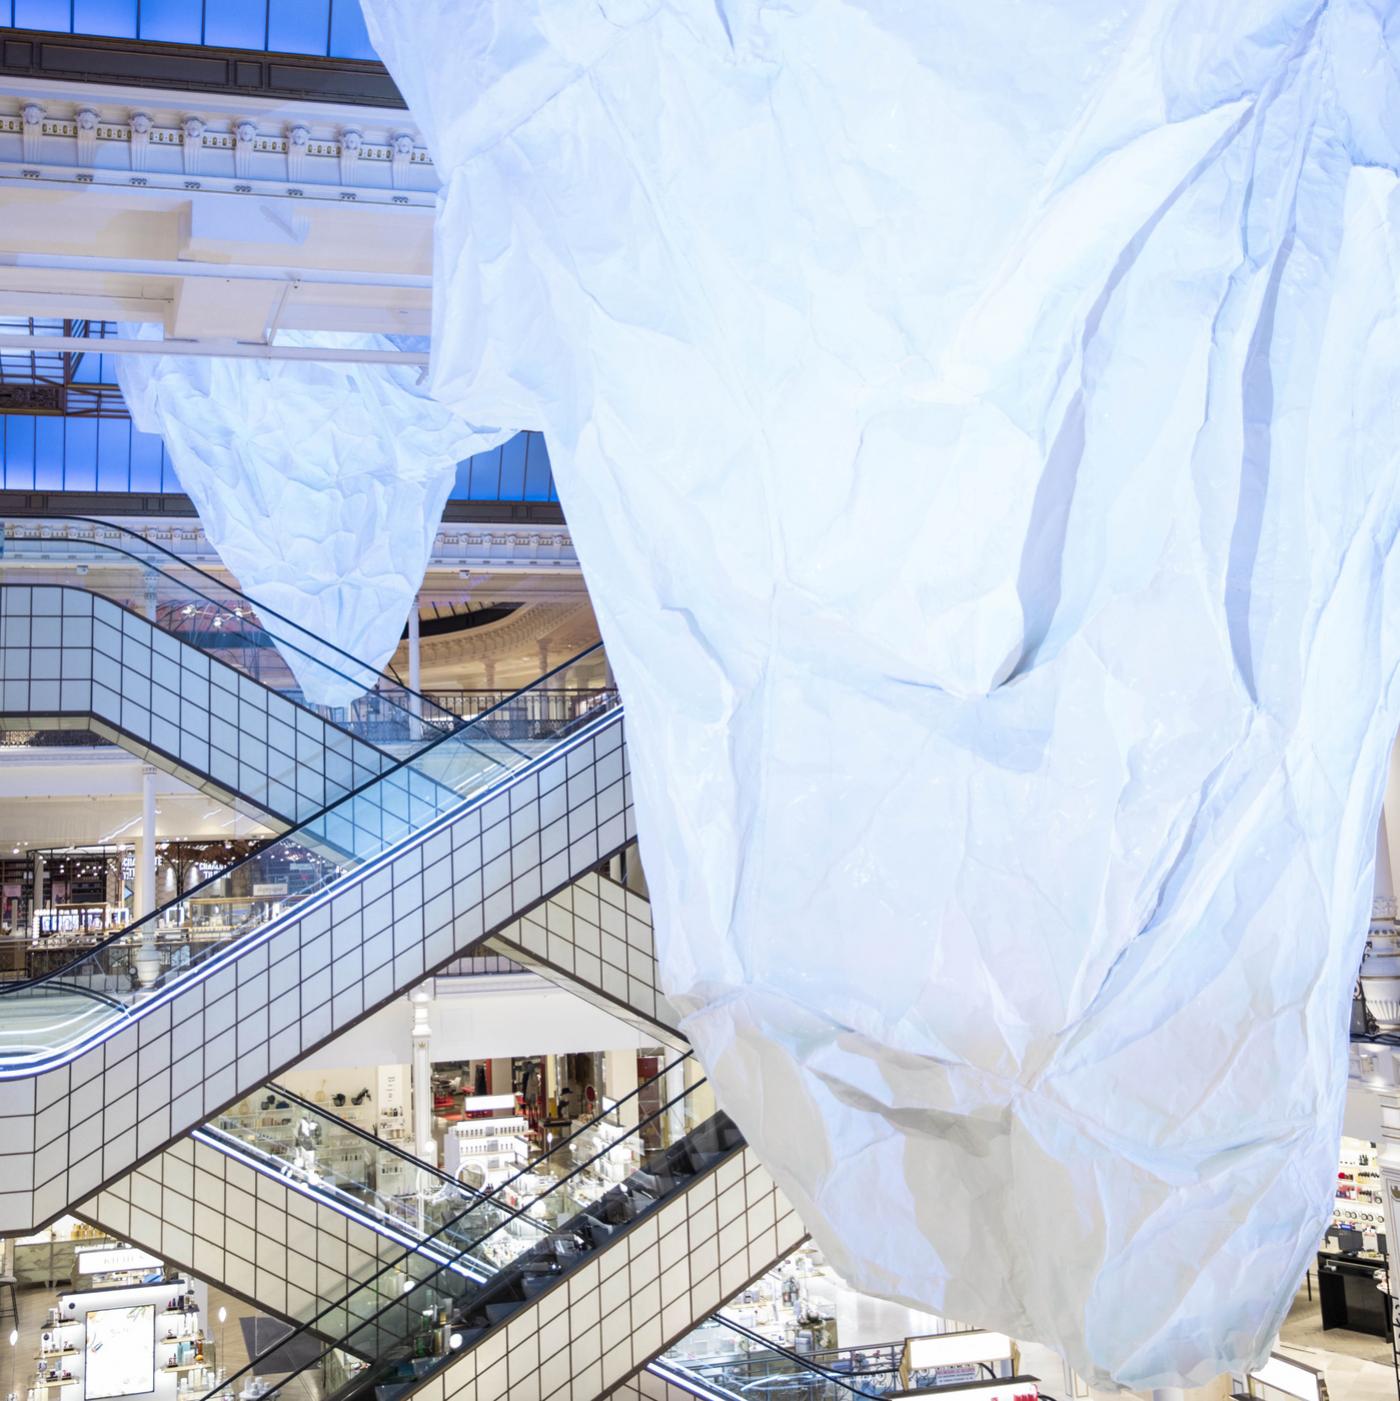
[0,715,630,1234]
[77,1134,406,1332]
[486,871,683,1049]
[0,585,393,828]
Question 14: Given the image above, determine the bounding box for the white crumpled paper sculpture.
[363,0,1400,1387]
[117,327,505,706]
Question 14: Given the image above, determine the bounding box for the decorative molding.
[338,125,362,185]
[286,122,309,181]
[390,131,414,188]
[407,602,598,667]
[20,100,42,162]
[127,109,150,169]
[73,106,97,165]
[0,88,437,203]
[179,113,205,174]
[0,516,578,575]
[232,118,257,179]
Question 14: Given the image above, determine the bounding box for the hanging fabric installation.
[117,327,506,706]
[362,1,1400,1386]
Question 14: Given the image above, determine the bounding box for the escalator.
[0,515,460,752]
[199,1085,863,1401]
[0,522,625,1233]
[136,1066,802,1401]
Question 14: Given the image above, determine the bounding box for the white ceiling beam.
[0,331,428,364]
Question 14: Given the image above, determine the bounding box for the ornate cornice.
[0,79,433,203]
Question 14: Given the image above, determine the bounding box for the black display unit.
[1317,1248,1390,1338]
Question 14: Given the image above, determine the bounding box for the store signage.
[252,882,288,897]
[76,1247,160,1276]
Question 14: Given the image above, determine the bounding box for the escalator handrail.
[0,640,608,998]
[201,1071,729,1401]
[206,1082,499,1219]
[1,515,456,729]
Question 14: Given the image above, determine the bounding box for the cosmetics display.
[1329,1137,1386,1248]
[443,1115,529,1191]
[25,1272,210,1401]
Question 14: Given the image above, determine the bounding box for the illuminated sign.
[84,1304,155,1400]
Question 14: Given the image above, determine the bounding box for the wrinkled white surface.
[117,328,503,705]
[364,1,1400,1387]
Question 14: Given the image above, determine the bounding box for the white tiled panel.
[0,584,392,828]
[487,872,681,1048]
[77,1135,404,1329]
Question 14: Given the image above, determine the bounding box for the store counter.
[1316,1249,1389,1338]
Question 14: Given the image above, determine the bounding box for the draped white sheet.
[117,328,505,706]
[361,1,1400,1386]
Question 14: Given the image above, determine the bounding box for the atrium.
[0,5,1397,1401]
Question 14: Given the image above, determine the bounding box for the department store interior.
[0,5,1396,1401]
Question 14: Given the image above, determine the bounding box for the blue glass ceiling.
[3,0,377,60]
[0,413,560,503]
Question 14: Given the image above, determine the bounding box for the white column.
[407,598,422,737]
[410,987,434,1224]
[135,764,160,986]
[606,1050,639,1130]
[408,600,422,693]
[31,850,44,933]
[143,574,158,623]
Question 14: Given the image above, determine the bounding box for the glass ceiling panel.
[3,0,378,59]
